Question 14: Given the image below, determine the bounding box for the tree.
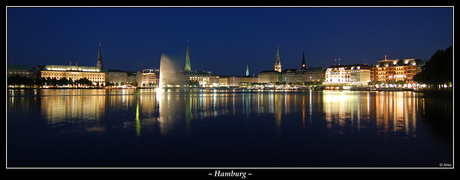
[51,77,58,86]
[46,77,52,86]
[413,46,452,88]
[58,77,68,86]
[76,78,92,86]
[33,77,43,87]
[68,78,74,86]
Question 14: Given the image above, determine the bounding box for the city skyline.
[7,7,453,76]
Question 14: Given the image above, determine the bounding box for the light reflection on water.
[8,89,423,138]
[7,89,453,166]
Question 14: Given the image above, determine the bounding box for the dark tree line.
[413,46,453,87]
[7,75,94,87]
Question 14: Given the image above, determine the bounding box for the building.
[184,41,191,71]
[40,65,105,86]
[96,43,103,70]
[180,40,214,86]
[274,45,282,72]
[184,70,213,87]
[258,70,280,84]
[209,75,258,87]
[259,51,326,85]
[281,69,298,83]
[304,67,326,82]
[371,58,421,84]
[104,69,127,85]
[137,69,159,87]
[126,71,138,85]
[301,51,307,70]
[246,64,250,76]
[39,44,109,86]
[324,64,370,85]
[237,76,258,88]
[7,64,34,79]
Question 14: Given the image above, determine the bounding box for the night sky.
[7,7,453,76]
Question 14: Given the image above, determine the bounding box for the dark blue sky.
[7,7,453,76]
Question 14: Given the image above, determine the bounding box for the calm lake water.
[7,89,453,167]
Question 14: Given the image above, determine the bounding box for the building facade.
[304,67,326,82]
[301,51,307,70]
[104,69,127,85]
[126,71,138,85]
[96,43,103,70]
[281,69,297,83]
[184,41,191,71]
[137,69,159,87]
[258,70,280,84]
[184,70,213,87]
[40,65,105,86]
[7,64,34,79]
[371,58,421,84]
[324,64,370,85]
[274,45,282,72]
[209,75,258,87]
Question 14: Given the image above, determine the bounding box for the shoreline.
[7,86,437,92]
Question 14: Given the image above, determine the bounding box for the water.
[7,89,453,167]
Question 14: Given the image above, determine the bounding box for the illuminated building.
[281,69,298,83]
[271,51,326,84]
[184,70,213,87]
[236,76,258,88]
[7,64,34,79]
[180,40,213,87]
[39,43,107,86]
[371,58,422,83]
[274,45,282,72]
[246,64,250,76]
[301,51,307,70]
[137,69,159,86]
[96,43,103,70]
[184,41,191,71]
[258,70,280,84]
[40,65,105,86]
[258,50,326,85]
[126,71,138,85]
[303,67,326,82]
[324,64,370,85]
[209,75,258,87]
[104,69,127,85]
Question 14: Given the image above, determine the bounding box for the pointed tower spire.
[185,40,191,71]
[301,50,306,70]
[246,64,250,76]
[97,43,103,69]
[274,45,281,72]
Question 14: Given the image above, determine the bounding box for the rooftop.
[375,58,418,67]
[328,64,370,69]
[43,65,101,72]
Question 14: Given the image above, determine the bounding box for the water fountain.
[157,54,183,90]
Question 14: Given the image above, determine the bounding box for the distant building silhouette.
[274,45,281,72]
[96,43,103,70]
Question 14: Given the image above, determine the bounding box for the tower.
[246,64,250,76]
[96,43,103,70]
[274,45,281,72]
[185,40,191,71]
[301,50,307,70]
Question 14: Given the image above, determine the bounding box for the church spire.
[185,40,191,71]
[301,50,306,70]
[274,45,281,72]
[97,43,103,69]
[246,64,249,76]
